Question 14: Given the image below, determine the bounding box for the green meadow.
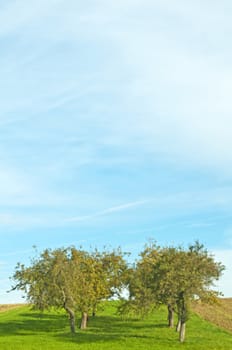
[0,303,231,350]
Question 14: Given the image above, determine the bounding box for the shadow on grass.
[0,310,67,336]
[0,309,170,345]
[55,315,170,345]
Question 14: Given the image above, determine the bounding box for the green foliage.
[126,241,224,308]
[120,241,225,342]
[11,247,128,332]
[11,241,225,342]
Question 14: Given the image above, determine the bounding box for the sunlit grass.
[0,302,231,350]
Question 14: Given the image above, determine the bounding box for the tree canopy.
[121,241,225,342]
[12,247,128,333]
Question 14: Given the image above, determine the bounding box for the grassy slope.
[192,298,232,333]
[0,303,231,350]
[0,304,24,312]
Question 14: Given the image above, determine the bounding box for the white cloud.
[1,0,232,178]
[0,164,66,208]
[0,168,26,197]
[113,16,232,172]
[213,249,232,297]
[0,0,61,37]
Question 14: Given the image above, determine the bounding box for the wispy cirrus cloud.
[67,199,151,223]
[67,187,232,226]
[1,186,232,230]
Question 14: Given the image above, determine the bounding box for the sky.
[0,0,232,303]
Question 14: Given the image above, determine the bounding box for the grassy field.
[0,302,231,350]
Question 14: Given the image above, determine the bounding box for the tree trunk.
[179,322,186,342]
[92,304,96,317]
[176,291,188,341]
[80,312,88,330]
[167,304,174,328]
[176,319,181,332]
[64,305,76,333]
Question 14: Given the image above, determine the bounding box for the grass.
[0,302,231,350]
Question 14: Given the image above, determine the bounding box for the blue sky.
[0,0,232,302]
